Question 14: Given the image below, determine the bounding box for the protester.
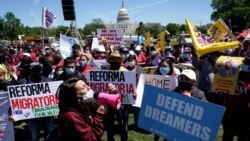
[16,62,55,141]
[104,49,129,141]
[146,45,161,66]
[134,45,147,66]
[76,54,94,76]
[56,77,106,141]
[57,57,87,82]
[178,47,192,64]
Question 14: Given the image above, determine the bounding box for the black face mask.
[178,82,193,92]
[72,50,77,56]
[30,72,42,81]
[110,62,121,70]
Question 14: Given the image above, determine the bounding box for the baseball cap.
[29,62,43,70]
[179,69,196,81]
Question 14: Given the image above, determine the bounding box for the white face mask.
[83,89,95,100]
[128,60,136,67]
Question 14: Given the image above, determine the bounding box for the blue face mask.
[159,67,170,75]
[182,53,189,59]
[65,67,75,75]
[240,64,250,72]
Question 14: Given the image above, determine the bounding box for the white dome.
[117,2,129,23]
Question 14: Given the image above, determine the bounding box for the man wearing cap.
[175,69,207,100]
[15,62,54,141]
[105,50,130,141]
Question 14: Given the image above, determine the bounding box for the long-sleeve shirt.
[58,110,104,141]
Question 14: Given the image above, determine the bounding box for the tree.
[81,18,106,38]
[165,23,179,36]
[2,12,23,41]
[0,18,4,39]
[211,0,250,32]
[144,23,163,38]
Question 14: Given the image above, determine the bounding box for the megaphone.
[84,89,122,109]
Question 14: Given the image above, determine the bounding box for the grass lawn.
[14,114,236,141]
[100,114,231,141]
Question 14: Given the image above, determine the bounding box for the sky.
[0,0,214,28]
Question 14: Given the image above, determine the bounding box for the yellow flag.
[207,18,237,42]
[145,32,151,47]
[158,32,165,51]
[185,19,239,57]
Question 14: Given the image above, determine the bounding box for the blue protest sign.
[138,84,225,141]
[0,92,15,141]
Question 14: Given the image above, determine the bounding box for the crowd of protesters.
[0,35,250,141]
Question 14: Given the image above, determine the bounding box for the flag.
[42,7,57,29]
[59,34,79,59]
[207,18,236,42]
[186,19,239,57]
[145,32,151,47]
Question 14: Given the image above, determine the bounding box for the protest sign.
[138,84,225,141]
[7,81,63,120]
[97,29,123,46]
[134,74,177,107]
[143,66,158,74]
[0,92,14,141]
[87,70,136,104]
[59,34,79,59]
[186,19,239,57]
[212,56,244,94]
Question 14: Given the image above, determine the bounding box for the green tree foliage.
[144,23,163,38]
[1,12,23,41]
[81,18,106,38]
[211,0,250,32]
[165,23,179,36]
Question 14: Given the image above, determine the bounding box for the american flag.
[42,7,57,29]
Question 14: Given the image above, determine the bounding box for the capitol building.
[106,1,139,36]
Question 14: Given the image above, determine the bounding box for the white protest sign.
[87,70,136,104]
[134,74,177,107]
[97,29,123,46]
[59,34,79,59]
[7,81,63,121]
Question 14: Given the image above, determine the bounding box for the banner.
[212,56,244,94]
[134,74,177,107]
[7,81,63,121]
[207,18,236,42]
[97,29,123,46]
[185,19,239,57]
[59,34,79,59]
[87,70,136,104]
[42,7,57,29]
[138,84,225,141]
[0,92,14,141]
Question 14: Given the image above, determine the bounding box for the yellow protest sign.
[143,66,158,74]
[212,56,244,95]
[207,18,237,42]
[185,19,239,57]
[145,32,151,47]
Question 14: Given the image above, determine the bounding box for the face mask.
[82,89,95,100]
[72,50,77,56]
[159,67,170,75]
[31,72,42,80]
[110,62,121,70]
[65,67,75,75]
[122,54,129,59]
[128,60,136,67]
[182,53,189,59]
[79,61,87,67]
[240,64,250,72]
[56,70,63,76]
[178,82,193,92]
[151,51,156,56]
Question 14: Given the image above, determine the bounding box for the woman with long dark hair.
[56,78,105,141]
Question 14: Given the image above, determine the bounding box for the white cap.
[180,69,196,81]
[23,53,30,57]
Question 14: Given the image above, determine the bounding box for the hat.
[107,50,124,63]
[184,47,192,53]
[180,69,196,81]
[23,53,30,57]
[30,62,43,70]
